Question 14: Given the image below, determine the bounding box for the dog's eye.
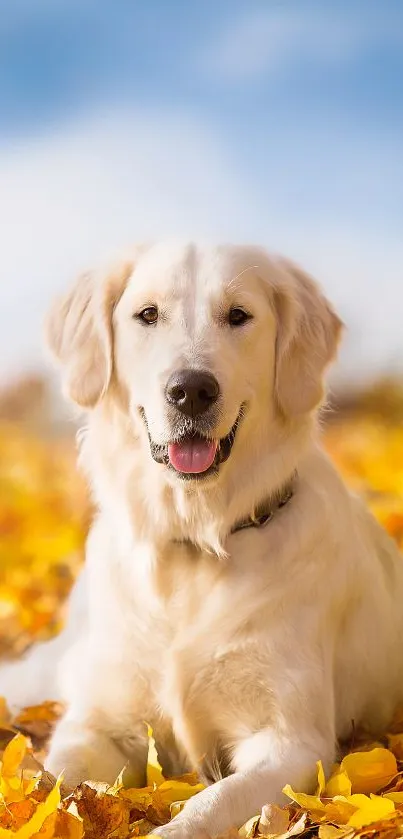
[228,308,250,327]
[137,306,158,325]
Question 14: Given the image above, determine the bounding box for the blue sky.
[1,0,402,382]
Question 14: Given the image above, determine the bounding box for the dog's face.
[113,243,280,481]
[46,242,342,483]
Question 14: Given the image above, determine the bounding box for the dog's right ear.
[45,262,133,408]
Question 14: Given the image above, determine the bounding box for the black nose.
[165,369,220,418]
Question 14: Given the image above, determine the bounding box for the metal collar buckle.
[231,483,294,535]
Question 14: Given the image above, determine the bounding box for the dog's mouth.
[139,408,244,481]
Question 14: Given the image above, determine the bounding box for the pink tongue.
[168,439,218,474]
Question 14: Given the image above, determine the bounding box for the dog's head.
[46,242,342,483]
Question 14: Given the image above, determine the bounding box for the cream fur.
[2,242,403,839]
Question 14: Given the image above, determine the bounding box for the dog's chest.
[134,542,277,772]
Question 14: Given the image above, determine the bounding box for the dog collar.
[171,476,296,549]
[231,479,295,535]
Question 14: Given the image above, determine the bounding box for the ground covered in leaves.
[1,391,403,839]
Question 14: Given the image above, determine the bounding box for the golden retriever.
[2,241,403,838]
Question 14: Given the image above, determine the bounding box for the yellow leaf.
[346,793,395,828]
[119,785,154,810]
[1,733,27,778]
[149,778,205,821]
[324,767,352,798]
[0,777,61,839]
[346,793,373,807]
[287,813,308,837]
[169,800,187,819]
[316,761,326,796]
[158,779,205,807]
[0,733,30,803]
[259,803,290,837]
[323,796,357,825]
[282,785,325,817]
[239,815,260,838]
[145,725,165,787]
[384,792,403,804]
[14,702,63,742]
[22,778,39,798]
[71,782,130,839]
[0,799,36,832]
[318,826,355,839]
[340,748,397,794]
[30,811,57,839]
[132,821,161,838]
[54,807,84,839]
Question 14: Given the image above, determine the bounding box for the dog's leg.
[44,634,153,787]
[45,666,151,788]
[44,655,152,787]
[45,710,138,787]
[154,728,334,838]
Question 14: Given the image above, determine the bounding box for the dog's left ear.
[273,260,343,416]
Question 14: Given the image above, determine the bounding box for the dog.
[2,241,403,838]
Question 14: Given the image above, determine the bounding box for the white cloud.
[201,4,403,82]
[0,105,402,386]
[0,107,257,381]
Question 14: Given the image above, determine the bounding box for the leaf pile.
[3,706,403,838]
[0,709,204,838]
[0,406,403,838]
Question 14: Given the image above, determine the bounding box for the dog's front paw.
[46,725,127,787]
[45,743,94,788]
